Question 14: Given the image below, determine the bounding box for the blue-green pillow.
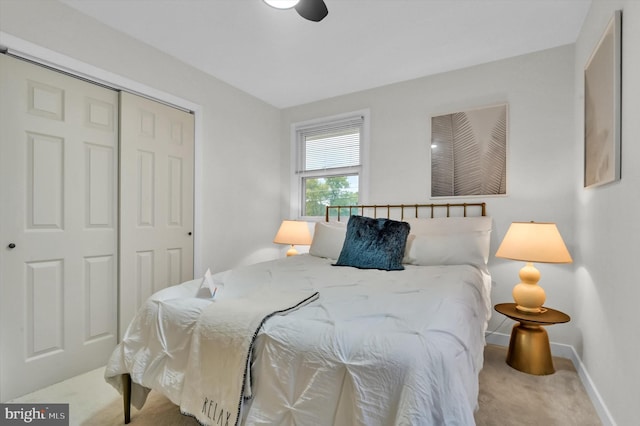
[334,216,410,271]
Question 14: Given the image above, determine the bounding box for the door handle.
[8,243,16,249]
[188,232,192,236]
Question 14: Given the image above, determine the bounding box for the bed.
[105,203,492,426]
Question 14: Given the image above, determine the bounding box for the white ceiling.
[59,0,592,109]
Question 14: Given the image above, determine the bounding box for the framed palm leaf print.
[430,104,507,197]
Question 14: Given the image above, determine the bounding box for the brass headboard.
[325,202,486,222]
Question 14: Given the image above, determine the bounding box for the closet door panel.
[0,54,118,401]
[119,92,194,338]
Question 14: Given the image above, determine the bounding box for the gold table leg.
[506,322,554,375]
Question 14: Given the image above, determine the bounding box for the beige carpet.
[10,344,601,425]
[475,345,601,426]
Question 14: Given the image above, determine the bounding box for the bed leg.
[122,374,132,424]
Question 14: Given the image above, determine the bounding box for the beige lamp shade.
[495,222,572,264]
[496,222,572,314]
[274,220,312,256]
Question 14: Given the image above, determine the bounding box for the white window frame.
[290,109,370,220]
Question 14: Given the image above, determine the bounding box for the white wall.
[575,1,640,424]
[282,45,579,346]
[0,0,283,273]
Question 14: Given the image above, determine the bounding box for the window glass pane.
[304,127,360,171]
[303,175,359,217]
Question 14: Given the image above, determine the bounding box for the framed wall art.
[584,10,622,188]
[430,103,507,197]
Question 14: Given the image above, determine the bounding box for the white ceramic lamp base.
[513,262,546,314]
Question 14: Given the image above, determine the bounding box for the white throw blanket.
[179,290,320,426]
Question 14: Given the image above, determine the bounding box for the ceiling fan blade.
[295,0,328,22]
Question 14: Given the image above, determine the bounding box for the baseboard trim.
[485,332,616,426]
[562,344,617,426]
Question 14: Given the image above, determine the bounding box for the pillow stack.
[309,215,492,271]
[403,216,492,269]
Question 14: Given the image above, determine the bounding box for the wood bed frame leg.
[122,373,132,424]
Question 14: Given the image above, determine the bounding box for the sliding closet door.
[0,55,119,401]
[119,92,194,338]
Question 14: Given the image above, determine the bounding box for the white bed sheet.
[105,254,491,426]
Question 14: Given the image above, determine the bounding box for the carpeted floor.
[9,344,601,425]
[474,345,601,426]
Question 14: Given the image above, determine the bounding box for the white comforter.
[105,254,491,426]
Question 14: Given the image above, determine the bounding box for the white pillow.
[405,216,492,235]
[404,216,492,268]
[309,221,347,260]
[406,232,490,267]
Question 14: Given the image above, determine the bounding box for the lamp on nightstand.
[495,222,572,314]
[273,220,312,256]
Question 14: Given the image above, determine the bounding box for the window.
[293,112,368,218]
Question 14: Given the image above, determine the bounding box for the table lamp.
[495,222,572,314]
[273,220,312,256]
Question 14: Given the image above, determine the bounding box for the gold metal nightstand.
[494,303,570,375]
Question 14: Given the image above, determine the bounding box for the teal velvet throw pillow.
[334,215,410,271]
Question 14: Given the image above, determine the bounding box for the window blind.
[298,116,363,172]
